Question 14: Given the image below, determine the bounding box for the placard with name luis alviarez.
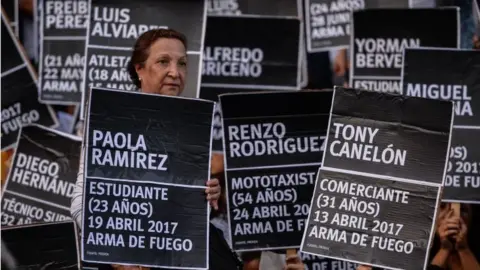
[401,48,480,203]
[301,87,453,270]
[220,90,331,252]
[81,87,214,269]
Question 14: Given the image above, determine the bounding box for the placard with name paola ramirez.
[1,10,58,151]
[81,87,214,269]
[301,87,454,270]
[220,90,332,252]
[401,48,480,204]
[1,124,81,227]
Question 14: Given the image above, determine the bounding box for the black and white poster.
[207,0,300,17]
[201,16,301,90]
[301,253,358,270]
[305,0,410,52]
[1,221,80,270]
[80,0,207,119]
[301,87,453,270]
[1,10,58,151]
[38,0,88,104]
[81,87,214,269]
[401,48,480,203]
[220,90,332,251]
[1,124,81,227]
[350,8,460,94]
[1,0,18,36]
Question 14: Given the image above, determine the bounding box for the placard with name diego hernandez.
[80,0,207,119]
[1,221,80,269]
[1,10,58,151]
[38,0,88,104]
[1,124,82,227]
[201,15,301,90]
[219,90,331,251]
[401,48,480,203]
[207,0,299,17]
[301,87,453,270]
[305,0,410,52]
[350,8,460,95]
[81,87,214,268]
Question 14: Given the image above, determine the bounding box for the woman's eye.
[179,61,187,66]
[159,59,169,65]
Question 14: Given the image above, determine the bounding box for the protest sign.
[350,8,460,94]
[1,10,58,151]
[201,16,301,90]
[301,87,453,270]
[1,124,81,227]
[300,253,358,270]
[207,0,299,17]
[80,0,207,119]
[402,48,480,203]
[305,0,410,52]
[1,221,80,269]
[38,0,88,104]
[81,87,213,269]
[1,1,18,35]
[220,90,331,251]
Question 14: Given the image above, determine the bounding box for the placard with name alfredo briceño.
[1,124,82,227]
[220,90,332,252]
[82,87,214,269]
[401,48,480,203]
[301,87,453,270]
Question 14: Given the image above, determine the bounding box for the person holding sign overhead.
[71,29,224,270]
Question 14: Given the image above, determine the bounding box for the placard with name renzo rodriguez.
[321,87,453,184]
[220,91,331,251]
[82,87,214,268]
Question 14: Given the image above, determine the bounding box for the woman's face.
[135,38,187,96]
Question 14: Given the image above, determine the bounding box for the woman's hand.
[206,178,221,210]
[437,209,459,250]
[454,216,468,250]
[284,254,305,270]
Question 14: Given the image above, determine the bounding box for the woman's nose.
[167,64,179,78]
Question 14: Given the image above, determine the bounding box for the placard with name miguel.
[301,87,453,270]
[1,124,81,227]
[220,90,331,251]
[1,11,58,151]
[39,0,88,104]
[82,87,214,269]
[401,48,480,203]
[350,8,459,94]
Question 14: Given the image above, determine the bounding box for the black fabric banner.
[82,87,213,268]
[220,90,331,251]
[1,221,79,270]
[207,0,299,17]
[1,124,81,226]
[301,87,452,270]
[322,87,453,184]
[80,0,207,119]
[305,0,410,52]
[202,16,301,90]
[350,8,459,94]
[402,48,480,203]
[1,11,58,151]
[38,0,88,104]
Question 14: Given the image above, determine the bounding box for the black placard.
[220,90,331,251]
[322,87,453,184]
[401,48,480,203]
[202,16,301,90]
[305,0,410,52]
[1,221,79,270]
[301,170,440,270]
[301,86,452,270]
[301,252,358,270]
[38,0,88,104]
[80,0,207,119]
[207,0,299,17]
[82,87,213,268]
[350,8,459,94]
[1,11,58,151]
[1,124,81,226]
[1,1,18,36]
